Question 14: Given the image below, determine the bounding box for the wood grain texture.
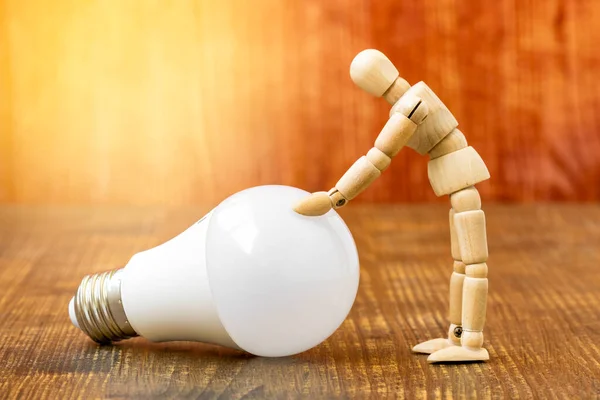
[0,204,599,398]
[1,1,600,205]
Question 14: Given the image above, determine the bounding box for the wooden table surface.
[0,204,599,399]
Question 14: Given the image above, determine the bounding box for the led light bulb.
[69,185,359,357]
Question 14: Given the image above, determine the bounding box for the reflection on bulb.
[69,185,360,357]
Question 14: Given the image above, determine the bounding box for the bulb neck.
[73,268,138,343]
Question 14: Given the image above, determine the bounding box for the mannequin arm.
[294,94,428,216]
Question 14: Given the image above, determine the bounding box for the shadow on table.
[74,338,331,397]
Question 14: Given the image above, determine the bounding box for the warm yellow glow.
[1,1,316,205]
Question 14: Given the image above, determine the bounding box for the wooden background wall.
[1,0,599,206]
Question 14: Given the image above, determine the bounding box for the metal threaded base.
[74,269,138,344]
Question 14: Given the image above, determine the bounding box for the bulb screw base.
[73,269,138,343]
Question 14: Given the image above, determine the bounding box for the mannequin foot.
[427,346,489,363]
[412,338,457,354]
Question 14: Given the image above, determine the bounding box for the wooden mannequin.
[294,49,491,363]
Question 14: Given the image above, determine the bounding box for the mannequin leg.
[412,208,464,354]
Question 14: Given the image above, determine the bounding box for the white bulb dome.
[206,185,360,357]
